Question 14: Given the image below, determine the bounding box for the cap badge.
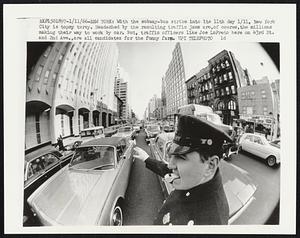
[200,139,213,145]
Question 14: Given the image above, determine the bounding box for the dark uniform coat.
[145,157,229,225]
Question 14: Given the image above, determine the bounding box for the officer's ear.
[204,155,219,178]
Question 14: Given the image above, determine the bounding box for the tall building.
[26,42,119,149]
[114,66,130,122]
[164,43,188,118]
[161,76,167,119]
[186,50,250,125]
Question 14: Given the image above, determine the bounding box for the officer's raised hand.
[133,147,149,162]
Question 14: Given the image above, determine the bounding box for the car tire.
[266,155,276,167]
[110,203,123,226]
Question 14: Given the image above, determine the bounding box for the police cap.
[167,114,232,156]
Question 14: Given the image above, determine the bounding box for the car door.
[252,135,266,158]
[114,139,133,196]
[241,134,254,153]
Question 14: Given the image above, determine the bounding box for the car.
[27,137,135,226]
[145,124,161,141]
[238,133,280,167]
[162,125,175,133]
[113,126,136,140]
[133,125,141,133]
[148,132,258,225]
[79,126,105,141]
[23,148,73,226]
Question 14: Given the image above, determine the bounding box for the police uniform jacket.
[145,157,229,225]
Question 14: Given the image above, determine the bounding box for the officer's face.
[167,151,210,190]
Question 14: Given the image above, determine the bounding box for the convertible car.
[149,132,258,225]
[27,137,134,226]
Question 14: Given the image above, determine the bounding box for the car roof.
[78,137,124,147]
[25,148,61,162]
[80,126,104,132]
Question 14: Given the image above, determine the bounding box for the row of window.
[211,59,231,73]
[187,71,234,90]
[241,89,268,99]
[242,106,270,115]
[188,84,237,99]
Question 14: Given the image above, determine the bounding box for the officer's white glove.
[133,147,149,162]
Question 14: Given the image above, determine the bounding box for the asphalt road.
[227,151,280,224]
[123,130,164,225]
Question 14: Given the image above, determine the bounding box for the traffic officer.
[133,114,232,225]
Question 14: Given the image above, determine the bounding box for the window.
[253,136,263,145]
[221,88,225,96]
[216,90,220,97]
[225,86,230,95]
[244,135,253,142]
[43,46,52,57]
[231,85,236,94]
[223,74,228,81]
[225,60,230,67]
[261,90,266,98]
[214,77,218,84]
[228,71,233,79]
[241,92,245,99]
[35,113,41,144]
[217,101,225,110]
[44,70,50,83]
[219,76,223,84]
[228,100,236,110]
[263,107,268,115]
[251,91,255,97]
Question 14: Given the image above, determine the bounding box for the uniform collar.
[177,169,223,200]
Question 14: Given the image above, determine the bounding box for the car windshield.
[147,126,160,131]
[80,130,95,137]
[270,140,280,148]
[70,146,115,170]
[118,127,131,133]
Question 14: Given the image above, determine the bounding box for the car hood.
[219,161,257,222]
[27,166,117,225]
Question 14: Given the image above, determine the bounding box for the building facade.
[186,50,250,125]
[26,42,119,149]
[164,43,187,118]
[237,77,280,138]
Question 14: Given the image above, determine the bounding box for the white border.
[3,3,296,234]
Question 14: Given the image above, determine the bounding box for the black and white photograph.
[23,42,280,226]
[3,3,296,234]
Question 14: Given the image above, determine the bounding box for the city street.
[123,130,164,225]
[123,130,280,225]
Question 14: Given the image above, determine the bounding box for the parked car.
[145,124,161,141]
[23,148,73,226]
[238,133,280,167]
[148,132,258,225]
[27,137,134,226]
[113,126,136,140]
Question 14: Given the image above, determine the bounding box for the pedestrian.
[133,114,232,225]
[57,135,65,151]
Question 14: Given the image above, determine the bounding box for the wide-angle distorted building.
[186,49,251,125]
[26,42,119,150]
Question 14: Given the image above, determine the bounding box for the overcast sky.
[117,42,280,119]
